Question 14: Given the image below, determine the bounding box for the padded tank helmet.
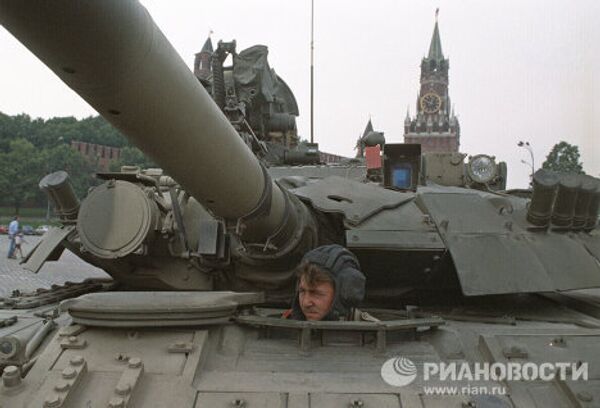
[290,244,366,320]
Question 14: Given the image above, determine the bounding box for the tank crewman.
[282,244,378,322]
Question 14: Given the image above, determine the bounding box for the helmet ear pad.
[336,267,366,309]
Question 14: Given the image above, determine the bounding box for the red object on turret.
[365,145,382,169]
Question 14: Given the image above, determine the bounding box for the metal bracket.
[107,357,144,408]
[43,356,87,408]
[235,164,273,235]
[168,342,194,353]
[60,336,87,350]
[169,187,189,252]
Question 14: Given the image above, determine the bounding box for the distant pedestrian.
[14,232,26,259]
[7,216,19,259]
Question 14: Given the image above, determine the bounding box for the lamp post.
[517,141,535,179]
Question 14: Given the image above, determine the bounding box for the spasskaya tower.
[404,12,460,152]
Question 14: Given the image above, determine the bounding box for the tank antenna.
[310,0,315,143]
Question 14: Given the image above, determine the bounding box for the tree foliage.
[0,139,43,212]
[541,141,585,174]
[0,111,153,213]
[0,112,130,152]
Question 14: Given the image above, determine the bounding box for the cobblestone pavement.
[0,235,110,297]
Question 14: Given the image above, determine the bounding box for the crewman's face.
[298,276,335,321]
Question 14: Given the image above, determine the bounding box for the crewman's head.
[291,244,366,321]
[297,262,336,321]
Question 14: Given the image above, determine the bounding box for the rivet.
[70,355,84,366]
[54,380,70,392]
[62,367,77,379]
[116,383,131,395]
[2,365,21,387]
[68,336,78,343]
[128,357,142,368]
[43,395,62,408]
[108,396,125,408]
[3,365,18,377]
[175,342,186,348]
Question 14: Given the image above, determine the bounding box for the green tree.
[0,111,130,151]
[0,139,42,213]
[541,141,585,174]
[0,112,145,211]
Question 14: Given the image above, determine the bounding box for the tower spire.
[362,118,374,138]
[404,8,459,153]
[428,9,444,61]
[201,30,214,53]
[194,30,214,80]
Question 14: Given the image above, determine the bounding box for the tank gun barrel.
[0,0,288,242]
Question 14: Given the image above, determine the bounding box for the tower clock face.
[420,93,442,114]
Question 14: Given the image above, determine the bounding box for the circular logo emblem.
[381,356,418,387]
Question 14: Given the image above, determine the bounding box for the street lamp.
[517,141,535,179]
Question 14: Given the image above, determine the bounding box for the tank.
[1,2,600,407]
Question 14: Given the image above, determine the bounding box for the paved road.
[0,234,110,297]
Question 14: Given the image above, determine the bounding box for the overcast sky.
[0,0,598,188]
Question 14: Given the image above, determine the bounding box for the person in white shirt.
[7,216,19,259]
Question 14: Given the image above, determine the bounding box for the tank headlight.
[468,154,497,184]
[0,337,19,359]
